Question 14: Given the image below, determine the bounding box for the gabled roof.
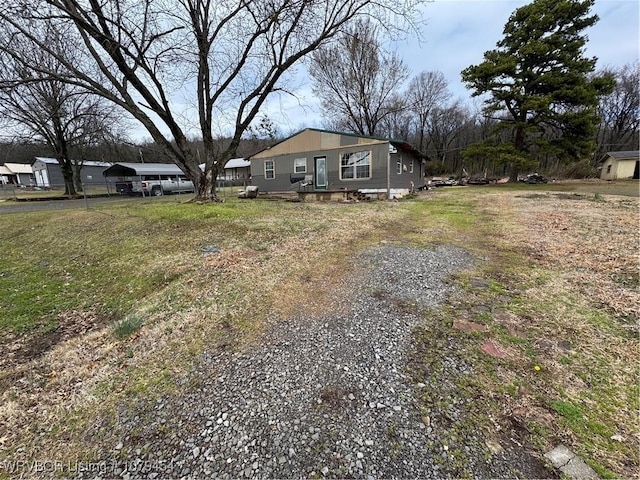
[0,165,13,175]
[224,158,250,169]
[34,157,112,168]
[250,128,425,159]
[3,163,33,174]
[601,151,640,163]
[103,162,186,177]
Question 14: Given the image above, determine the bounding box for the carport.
[103,162,188,195]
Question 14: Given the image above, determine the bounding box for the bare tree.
[425,102,470,167]
[595,61,640,160]
[406,71,451,152]
[0,0,424,201]
[379,93,412,141]
[309,19,410,136]
[0,27,125,195]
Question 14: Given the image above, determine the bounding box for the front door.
[315,156,327,190]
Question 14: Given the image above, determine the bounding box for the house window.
[294,158,307,173]
[340,151,371,179]
[265,160,275,179]
[396,157,402,175]
[606,165,612,174]
[409,159,414,173]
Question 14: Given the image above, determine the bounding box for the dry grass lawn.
[0,182,637,478]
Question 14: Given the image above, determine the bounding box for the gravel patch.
[76,243,548,479]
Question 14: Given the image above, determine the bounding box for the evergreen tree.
[461,0,614,181]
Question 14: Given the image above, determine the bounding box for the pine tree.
[461,0,614,181]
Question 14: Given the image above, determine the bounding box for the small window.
[396,158,402,175]
[294,158,307,173]
[340,151,371,179]
[265,160,275,179]
[409,159,414,174]
[606,165,612,174]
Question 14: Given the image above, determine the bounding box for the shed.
[249,128,425,199]
[599,151,639,180]
[32,157,112,188]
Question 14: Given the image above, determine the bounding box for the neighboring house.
[249,128,425,198]
[0,163,35,186]
[220,158,251,182]
[599,151,640,180]
[0,165,13,185]
[32,157,112,187]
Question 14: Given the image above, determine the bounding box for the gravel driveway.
[80,244,553,479]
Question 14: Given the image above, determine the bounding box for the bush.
[548,159,598,179]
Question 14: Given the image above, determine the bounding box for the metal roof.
[34,157,112,168]
[605,151,639,160]
[224,158,250,169]
[103,162,186,177]
[249,128,425,159]
[3,163,33,174]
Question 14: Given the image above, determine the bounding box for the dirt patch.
[480,339,511,359]
[0,308,110,373]
[453,319,488,333]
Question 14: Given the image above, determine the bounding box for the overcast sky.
[264,0,640,135]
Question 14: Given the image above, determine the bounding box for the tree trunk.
[508,163,520,183]
[74,166,83,193]
[509,124,526,182]
[59,159,77,196]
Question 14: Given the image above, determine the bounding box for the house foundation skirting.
[297,188,412,202]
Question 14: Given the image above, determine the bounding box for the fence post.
[83,182,89,210]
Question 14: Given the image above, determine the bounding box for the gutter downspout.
[386,143,391,200]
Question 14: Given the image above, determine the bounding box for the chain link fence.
[0,178,251,205]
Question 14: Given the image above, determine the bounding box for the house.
[0,165,13,185]
[599,151,639,180]
[32,157,112,188]
[220,158,251,182]
[0,163,35,186]
[249,128,425,199]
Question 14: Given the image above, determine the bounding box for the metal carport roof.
[103,162,186,177]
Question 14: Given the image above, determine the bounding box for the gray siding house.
[32,157,112,187]
[250,129,425,198]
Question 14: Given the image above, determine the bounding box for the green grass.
[112,316,145,339]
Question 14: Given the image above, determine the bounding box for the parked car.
[130,174,195,196]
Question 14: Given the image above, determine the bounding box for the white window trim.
[264,159,275,180]
[396,157,402,175]
[409,159,414,174]
[339,150,372,180]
